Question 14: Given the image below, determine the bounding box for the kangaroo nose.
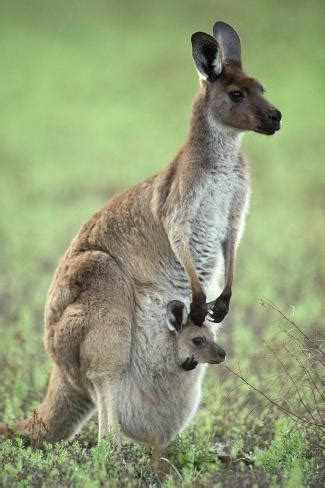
[214,344,226,361]
[217,347,226,359]
[268,109,282,123]
[210,344,226,364]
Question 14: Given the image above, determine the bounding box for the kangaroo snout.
[209,343,226,364]
[208,343,226,364]
[268,108,282,131]
[256,105,282,135]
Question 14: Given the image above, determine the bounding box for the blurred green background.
[0,1,324,486]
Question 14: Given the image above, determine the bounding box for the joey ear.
[191,32,222,82]
[166,300,188,334]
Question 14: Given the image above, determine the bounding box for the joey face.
[191,21,282,136]
[166,300,226,366]
[176,324,226,365]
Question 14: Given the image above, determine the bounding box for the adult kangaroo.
[0,21,281,445]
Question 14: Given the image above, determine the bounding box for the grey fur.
[0,21,281,455]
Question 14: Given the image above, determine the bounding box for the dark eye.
[192,337,206,347]
[228,90,244,102]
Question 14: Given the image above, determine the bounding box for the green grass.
[0,0,324,486]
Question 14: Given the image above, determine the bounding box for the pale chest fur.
[190,171,235,268]
[189,156,248,298]
[144,153,248,305]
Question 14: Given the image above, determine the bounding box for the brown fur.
[0,21,281,449]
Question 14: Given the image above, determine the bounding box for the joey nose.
[211,344,226,363]
[217,347,226,360]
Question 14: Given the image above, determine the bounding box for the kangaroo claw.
[208,294,230,323]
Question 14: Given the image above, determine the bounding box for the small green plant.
[255,418,316,487]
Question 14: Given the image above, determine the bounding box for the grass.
[0,0,324,486]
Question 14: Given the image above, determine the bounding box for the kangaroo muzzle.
[209,343,226,364]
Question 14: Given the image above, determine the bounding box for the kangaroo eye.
[228,90,244,102]
[192,337,206,347]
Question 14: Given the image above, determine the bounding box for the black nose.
[214,345,226,360]
[268,109,282,123]
[217,347,226,359]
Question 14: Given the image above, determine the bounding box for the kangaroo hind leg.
[13,365,95,446]
[91,376,121,446]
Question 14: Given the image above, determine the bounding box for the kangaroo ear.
[166,300,188,333]
[191,32,222,82]
[212,21,241,67]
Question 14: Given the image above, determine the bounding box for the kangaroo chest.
[189,165,242,289]
[156,159,247,303]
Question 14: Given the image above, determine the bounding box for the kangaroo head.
[166,300,226,365]
[191,21,281,135]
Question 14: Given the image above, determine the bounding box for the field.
[0,0,324,486]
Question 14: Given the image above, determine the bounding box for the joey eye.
[192,337,206,347]
[228,90,244,102]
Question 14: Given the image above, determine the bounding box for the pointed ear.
[166,300,188,334]
[213,21,241,67]
[191,32,222,82]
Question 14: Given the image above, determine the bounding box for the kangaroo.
[0,21,281,446]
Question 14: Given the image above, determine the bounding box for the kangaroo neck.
[185,92,242,171]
